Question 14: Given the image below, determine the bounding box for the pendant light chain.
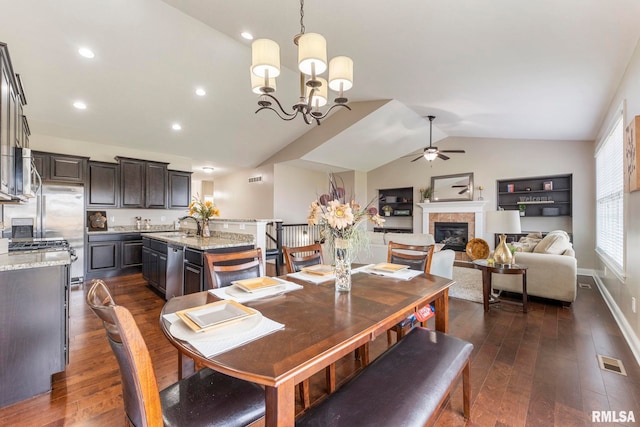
[299,0,305,34]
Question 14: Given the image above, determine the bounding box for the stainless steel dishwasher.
[166,244,185,299]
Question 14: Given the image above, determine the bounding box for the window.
[595,113,624,276]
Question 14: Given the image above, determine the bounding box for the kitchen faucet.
[178,216,201,236]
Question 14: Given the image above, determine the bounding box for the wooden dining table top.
[160,270,454,426]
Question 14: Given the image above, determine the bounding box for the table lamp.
[485,210,521,265]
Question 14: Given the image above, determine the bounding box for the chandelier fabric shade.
[251,39,281,78]
[297,32,327,75]
[329,56,353,91]
[249,0,353,125]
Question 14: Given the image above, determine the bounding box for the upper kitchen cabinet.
[0,42,27,199]
[145,161,167,208]
[86,161,119,208]
[168,170,192,209]
[117,157,168,209]
[32,151,88,184]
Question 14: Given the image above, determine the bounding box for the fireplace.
[434,222,469,252]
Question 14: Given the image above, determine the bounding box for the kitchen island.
[0,251,71,408]
[142,231,255,299]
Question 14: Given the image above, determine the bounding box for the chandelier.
[250,0,353,125]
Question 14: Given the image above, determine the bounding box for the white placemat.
[208,278,302,302]
[287,270,335,284]
[163,313,284,358]
[360,265,424,281]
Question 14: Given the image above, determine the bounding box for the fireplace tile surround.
[417,201,488,259]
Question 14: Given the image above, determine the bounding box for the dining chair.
[283,242,324,273]
[86,280,265,427]
[204,248,264,289]
[386,241,435,345]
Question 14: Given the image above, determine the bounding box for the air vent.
[578,282,592,289]
[597,354,627,376]
[248,176,262,183]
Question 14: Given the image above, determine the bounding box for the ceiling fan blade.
[410,155,424,162]
[437,153,450,160]
[440,149,466,153]
[451,185,467,188]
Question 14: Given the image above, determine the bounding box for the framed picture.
[543,181,553,191]
[624,116,640,193]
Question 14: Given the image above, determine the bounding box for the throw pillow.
[533,230,572,255]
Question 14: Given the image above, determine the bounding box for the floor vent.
[597,354,627,376]
[578,282,592,289]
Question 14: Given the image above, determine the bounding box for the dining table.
[160,268,455,427]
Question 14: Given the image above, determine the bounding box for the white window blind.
[595,114,624,275]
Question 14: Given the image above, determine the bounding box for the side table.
[472,260,528,313]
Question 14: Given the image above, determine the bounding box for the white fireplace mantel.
[417,201,488,239]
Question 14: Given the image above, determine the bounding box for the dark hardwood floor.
[1,274,639,426]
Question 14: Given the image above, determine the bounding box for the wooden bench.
[296,327,473,426]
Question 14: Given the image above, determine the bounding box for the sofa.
[351,232,456,279]
[491,230,578,303]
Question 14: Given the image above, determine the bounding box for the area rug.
[449,266,483,303]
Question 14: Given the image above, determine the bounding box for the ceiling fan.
[452,184,470,194]
[411,116,465,162]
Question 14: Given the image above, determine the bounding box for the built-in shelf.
[497,174,572,217]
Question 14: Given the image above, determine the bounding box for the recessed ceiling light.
[195,88,206,96]
[241,32,254,40]
[73,101,87,110]
[202,167,215,173]
[171,123,182,131]
[78,47,95,59]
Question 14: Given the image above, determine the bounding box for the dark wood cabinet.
[86,233,143,280]
[142,237,168,295]
[119,158,145,208]
[121,240,143,268]
[0,264,69,408]
[87,161,119,207]
[183,261,203,295]
[168,170,192,209]
[117,157,170,209]
[87,241,118,272]
[145,161,167,208]
[32,151,88,184]
[497,174,572,217]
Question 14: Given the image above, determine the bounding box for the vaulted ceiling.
[1,0,639,177]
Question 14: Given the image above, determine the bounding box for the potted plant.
[382,205,393,216]
[421,186,433,203]
[518,204,526,216]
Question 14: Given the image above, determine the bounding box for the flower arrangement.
[189,195,220,220]
[307,174,385,244]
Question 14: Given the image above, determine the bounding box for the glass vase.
[334,237,352,292]
[201,219,210,237]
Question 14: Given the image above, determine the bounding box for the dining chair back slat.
[283,243,324,273]
[204,248,264,289]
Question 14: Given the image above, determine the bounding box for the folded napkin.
[163,312,284,358]
[361,264,424,281]
[208,278,303,303]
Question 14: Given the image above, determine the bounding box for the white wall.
[213,164,275,219]
[367,136,595,269]
[273,163,329,223]
[596,37,640,343]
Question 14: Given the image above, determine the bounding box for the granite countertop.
[0,250,71,272]
[145,231,255,251]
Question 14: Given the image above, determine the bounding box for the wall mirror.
[431,172,474,202]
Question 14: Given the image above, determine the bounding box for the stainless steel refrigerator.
[3,183,85,282]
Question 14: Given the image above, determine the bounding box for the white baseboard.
[592,274,640,367]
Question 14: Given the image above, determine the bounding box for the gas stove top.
[8,238,71,253]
